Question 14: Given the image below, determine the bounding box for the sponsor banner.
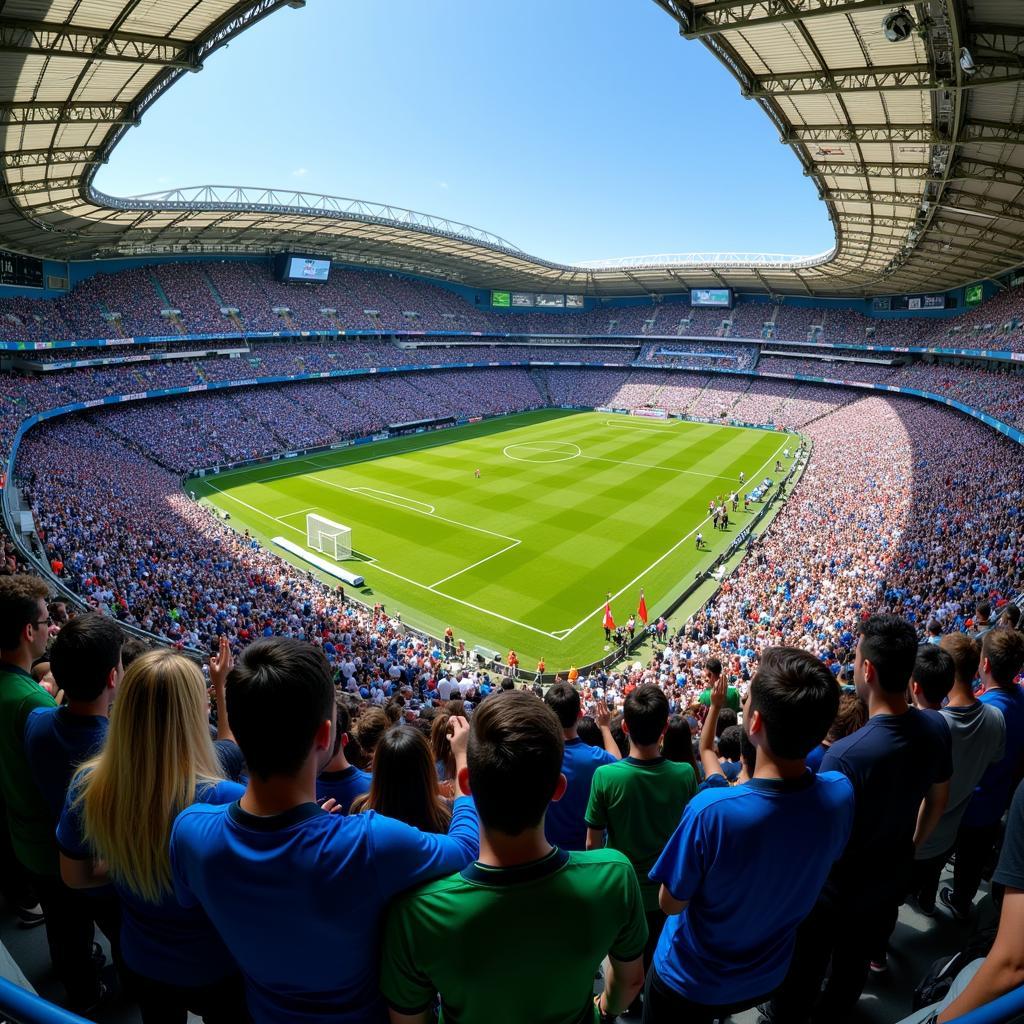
[632,408,668,419]
[468,416,483,423]
[330,441,351,450]
[595,406,614,414]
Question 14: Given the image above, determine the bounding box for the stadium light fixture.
[882,7,916,42]
[959,47,977,76]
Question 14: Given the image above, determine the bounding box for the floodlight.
[959,47,977,76]
[882,8,915,42]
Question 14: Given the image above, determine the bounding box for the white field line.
[602,418,678,432]
[578,452,736,482]
[277,506,317,521]
[199,482,557,639]
[554,436,791,640]
[429,538,521,588]
[347,487,435,514]
[308,474,520,544]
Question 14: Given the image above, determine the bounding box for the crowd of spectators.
[8,261,1024,352]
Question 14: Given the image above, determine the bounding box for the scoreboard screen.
[0,250,43,289]
[965,283,983,306]
[491,290,511,308]
[690,288,732,308]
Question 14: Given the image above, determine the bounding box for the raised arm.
[699,675,728,780]
[209,635,235,744]
[595,700,621,759]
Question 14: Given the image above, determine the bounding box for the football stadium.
[2,1,1024,1023]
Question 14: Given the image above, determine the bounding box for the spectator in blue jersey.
[765,614,953,1024]
[647,648,853,1024]
[542,683,619,850]
[169,637,479,1024]
[58,649,248,1024]
[315,691,370,813]
[715,726,744,782]
[941,627,1024,919]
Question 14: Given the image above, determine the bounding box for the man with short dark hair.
[381,691,646,1023]
[941,627,1024,920]
[543,682,619,851]
[970,601,993,639]
[25,613,123,820]
[170,637,480,1022]
[646,648,853,1024]
[586,684,697,991]
[315,691,370,813]
[909,636,1005,915]
[766,614,953,1023]
[0,577,102,1007]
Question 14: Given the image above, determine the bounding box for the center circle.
[502,441,582,464]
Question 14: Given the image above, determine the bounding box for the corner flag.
[603,601,615,631]
[638,590,648,625]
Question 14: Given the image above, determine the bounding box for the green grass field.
[192,410,794,669]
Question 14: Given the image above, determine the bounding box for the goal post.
[306,514,352,561]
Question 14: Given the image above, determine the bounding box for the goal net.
[306,514,352,561]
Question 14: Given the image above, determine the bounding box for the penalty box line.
[196,482,557,641]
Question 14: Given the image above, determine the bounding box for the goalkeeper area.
[191,410,796,667]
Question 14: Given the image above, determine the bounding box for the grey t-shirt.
[917,701,1006,860]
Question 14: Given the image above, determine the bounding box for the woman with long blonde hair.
[57,644,248,1023]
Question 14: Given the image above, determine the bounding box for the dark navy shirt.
[24,707,107,823]
[821,707,952,900]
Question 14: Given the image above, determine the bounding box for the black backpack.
[912,925,998,1011]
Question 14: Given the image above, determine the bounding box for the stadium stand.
[7,262,1024,352]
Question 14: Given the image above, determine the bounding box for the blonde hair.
[75,649,224,903]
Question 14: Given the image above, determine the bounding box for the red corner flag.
[603,601,616,631]
[638,590,649,625]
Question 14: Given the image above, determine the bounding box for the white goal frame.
[306,514,352,561]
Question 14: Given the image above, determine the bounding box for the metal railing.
[0,974,1022,1023]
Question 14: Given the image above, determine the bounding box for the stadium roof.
[2,0,1024,297]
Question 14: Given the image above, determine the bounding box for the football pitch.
[192,410,794,668]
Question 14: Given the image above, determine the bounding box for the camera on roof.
[881,7,915,42]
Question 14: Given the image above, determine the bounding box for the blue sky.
[95,0,834,264]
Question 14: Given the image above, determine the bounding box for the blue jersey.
[316,766,371,814]
[963,686,1024,827]
[170,795,479,1023]
[58,777,244,985]
[544,738,616,851]
[651,772,854,1005]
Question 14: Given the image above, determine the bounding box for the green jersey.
[381,847,646,1024]
[698,686,741,712]
[0,663,57,875]
[585,756,697,912]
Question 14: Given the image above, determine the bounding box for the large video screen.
[491,290,511,308]
[965,283,983,306]
[281,256,331,282]
[690,288,733,308]
[0,249,43,289]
